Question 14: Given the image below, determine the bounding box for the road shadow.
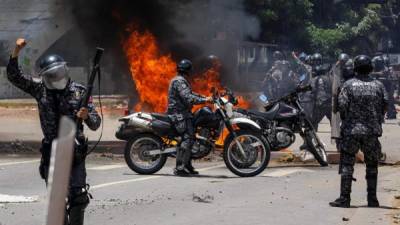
[351,205,399,210]
[268,164,326,169]
[122,172,238,179]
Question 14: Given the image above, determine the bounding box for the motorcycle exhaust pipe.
[128,116,152,130]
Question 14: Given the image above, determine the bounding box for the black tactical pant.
[300,100,314,121]
[382,80,397,119]
[39,139,89,225]
[311,104,332,131]
[338,135,380,196]
[175,118,195,170]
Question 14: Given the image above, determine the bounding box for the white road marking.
[0,159,40,166]
[0,194,39,203]
[196,164,225,172]
[91,176,159,190]
[87,164,126,171]
[262,168,313,177]
[91,164,225,190]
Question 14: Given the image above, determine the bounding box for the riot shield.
[45,117,76,225]
[331,63,342,141]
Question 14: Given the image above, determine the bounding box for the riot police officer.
[311,53,323,74]
[167,59,212,176]
[372,55,396,119]
[7,39,101,225]
[309,53,332,131]
[330,55,388,208]
[331,53,352,141]
[292,52,313,117]
[263,51,295,100]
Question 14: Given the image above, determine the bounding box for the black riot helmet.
[372,55,385,72]
[298,52,307,62]
[273,51,284,61]
[312,53,323,65]
[383,55,390,66]
[342,59,354,80]
[38,54,69,90]
[177,59,193,75]
[354,55,373,75]
[305,55,312,65]
[338,53,350,64]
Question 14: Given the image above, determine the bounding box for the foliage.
[245,0,397,58]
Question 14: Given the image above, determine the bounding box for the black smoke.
[60,0,260,92]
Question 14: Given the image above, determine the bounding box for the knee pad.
[181,138,194,151]
[341,165,354,177]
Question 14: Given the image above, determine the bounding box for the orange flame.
[123,30,176,112]
[123,30,250,113]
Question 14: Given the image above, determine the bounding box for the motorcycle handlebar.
[210,87,238,106]
[296,84,312,93]
[265,84,312,107]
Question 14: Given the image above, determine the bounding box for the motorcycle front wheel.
[304,130,328,167]
[223,130,270,177]
[124,134,168,174]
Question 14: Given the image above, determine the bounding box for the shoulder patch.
[74,90,81,99]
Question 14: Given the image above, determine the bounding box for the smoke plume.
[61,0,260,92]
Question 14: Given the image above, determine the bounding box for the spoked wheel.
[124,134,167,174]
[305,130,328,167]
[223,130,270,177]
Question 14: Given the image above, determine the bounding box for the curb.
[0,140,126,155]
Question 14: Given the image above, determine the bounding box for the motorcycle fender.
[230,118,261,130]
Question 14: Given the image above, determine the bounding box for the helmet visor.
[40,62,69,90]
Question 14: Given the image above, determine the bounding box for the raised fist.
[12,38,27,58]
[16,38,27,50]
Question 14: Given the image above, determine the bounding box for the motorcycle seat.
[151,113,171,123]
[249,104,279,120]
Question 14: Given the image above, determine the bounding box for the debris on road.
[393,214,400,224]
[342,217,350,221]
[0,139,35,154]
[192,193,214,203]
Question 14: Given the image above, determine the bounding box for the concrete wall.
[0,0,75,98]
[0,0,134,98]
[0,0,73,64]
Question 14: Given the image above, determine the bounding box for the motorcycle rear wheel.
[223,130,270,177]
[124,134,168,174]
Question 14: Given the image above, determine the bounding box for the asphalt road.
[0,155,399,225]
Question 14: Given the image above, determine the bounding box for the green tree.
[245,0,392,58]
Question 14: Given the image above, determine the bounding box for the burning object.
[123,29,250,113]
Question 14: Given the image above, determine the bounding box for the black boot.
[66,189,89,225]
[174,147,190,176]
[366,168,379,207]
[186,160,199,175]
[173,167,191,176]
[181,146,198,175]
[330,176,352,208]
[68,205,85,225]
[299,141,308,150]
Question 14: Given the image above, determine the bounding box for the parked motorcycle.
[236,84,328,167]
[116,88,271,177]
